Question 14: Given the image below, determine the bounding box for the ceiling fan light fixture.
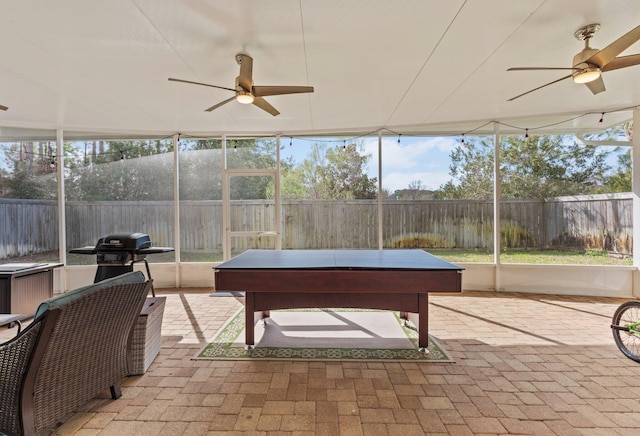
[572,66,601,84]
[236,92,254,104]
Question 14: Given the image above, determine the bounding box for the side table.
[0,263,63,317]
[130,296,166,375]
[0,314,25,334]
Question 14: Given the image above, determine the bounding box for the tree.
[278,158,307,199]
[436,138,494,199]
[178,148,223,201]
[605,151,631,192]
[226,138,278,200]
[64,139,175,201]
[293,143,329,199]
[281,142,377,200]
[0,141,58,199]
[436,135,613,199]
[581,121,633,193]
[62,138,280,201]
[323,143,377,199]
[501,135,611,198]
[379,187,393,200]
[394,180,435,200]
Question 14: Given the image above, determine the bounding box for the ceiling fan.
[168,53,314,116]
[507,23,640,101]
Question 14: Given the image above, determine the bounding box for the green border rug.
[194,308,454,362]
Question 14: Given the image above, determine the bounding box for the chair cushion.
[34,271,146,319]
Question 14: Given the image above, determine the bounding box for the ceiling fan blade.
[205,96,236,112]
[584,75,606,95]
[507,67,578,71]
[237,54,253,92]
[602,54,640,72]
[0,104,7,111]
[252,97,280,116]
[252,85,314,97]
[507,74,573,101]
[586,24,640,67]
[168,77,236,93]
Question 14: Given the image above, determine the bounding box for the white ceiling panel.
[1,0,640,138]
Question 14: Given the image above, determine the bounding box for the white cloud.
[382,171,451,193]
[361,136,457,192]
[363,136,456,169]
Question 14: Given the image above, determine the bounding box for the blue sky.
[282,136,460,194]
[361,136,459,193]
[281,135,627,195]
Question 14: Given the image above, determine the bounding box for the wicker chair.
[0,271,152,436]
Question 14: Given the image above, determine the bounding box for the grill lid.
[95,232,152,251]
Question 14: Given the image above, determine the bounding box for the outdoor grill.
[95,232,152,266]
[69,232,174,295]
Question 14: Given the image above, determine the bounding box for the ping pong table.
[213,249,463,350]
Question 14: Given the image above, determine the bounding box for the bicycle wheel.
[612,301,640,362]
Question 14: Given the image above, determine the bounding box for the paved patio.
[3,289,640,435]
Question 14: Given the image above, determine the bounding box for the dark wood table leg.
[418,293,429,351]
[245,292,255,349]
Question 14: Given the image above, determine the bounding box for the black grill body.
[95,232,152,266]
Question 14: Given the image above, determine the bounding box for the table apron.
[215,269,461,293]
[251,291,422,313]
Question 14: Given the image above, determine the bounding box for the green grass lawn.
[429,248,633,266]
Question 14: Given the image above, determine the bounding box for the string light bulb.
[397,134,401,144]
[461,134,465,144]
[525,129,529,140]
[49,156,56,169]
[599,112,604,125]
[289,137,293,147]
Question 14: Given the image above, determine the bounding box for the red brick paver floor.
[3,290,640,435]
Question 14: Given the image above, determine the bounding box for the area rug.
[194,308,453,362]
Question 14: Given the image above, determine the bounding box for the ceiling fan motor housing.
[573,47,599,68]
[572,47,600,82]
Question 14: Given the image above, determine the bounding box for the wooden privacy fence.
[0,199,59,259]
[0,193,633,259]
